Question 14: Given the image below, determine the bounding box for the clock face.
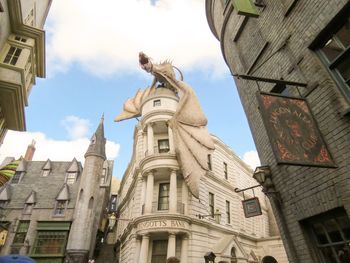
[258,93,335,167]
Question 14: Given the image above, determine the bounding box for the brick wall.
[206,0,350,262]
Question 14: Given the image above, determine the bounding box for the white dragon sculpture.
[115,52,215,198]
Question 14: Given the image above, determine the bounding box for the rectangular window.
[14,36,27,43]
[11,172,23,184]
[158,183,170,210]
[158,139,170,153]
[3,46,22,66]
[153,99,161,107]
[314,13,350,104]
[54,201,66,216]
[31,231,68,255]
[224,162,228,179]
[42,170,50,177]
[226,200,231,224]
[151,240,168,262]
[209,192,214,218]
[304,208,350,263]
[66,172,76,185]
[207,154,212,171]
[13,221,29,244]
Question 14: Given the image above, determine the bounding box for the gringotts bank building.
[112,53,288,263]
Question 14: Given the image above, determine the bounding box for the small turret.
[84,115,106,160]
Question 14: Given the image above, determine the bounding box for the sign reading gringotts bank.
[257,92,336,167]
[137,219,189,231]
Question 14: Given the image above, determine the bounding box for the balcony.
[141,202,185,215]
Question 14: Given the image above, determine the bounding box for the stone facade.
[0,0,52,145]
[206,1,350,263]
[0,119,114,263]
[114,87,288,263]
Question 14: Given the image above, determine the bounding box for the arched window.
[231,247,237,263]
[262,256,278,263]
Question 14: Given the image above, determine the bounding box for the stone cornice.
[140,110,175,129]
[139,153,179,175]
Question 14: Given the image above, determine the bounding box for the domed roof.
[0,158,21,186]
[147,86,178,100]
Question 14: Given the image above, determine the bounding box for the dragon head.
[139,52,177,84]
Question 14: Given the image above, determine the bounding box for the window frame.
[3,46,22,66]
[209,192,214,218]
[31,230,68,256]
[304,208,350,263]
[11,171,23,184]
[226,200,231,224]
[53,200,67,217]
[158,183,170,211]
[310,4,350,111]
[12,220,30,245]
[158,139,170,153]
[224,162,228,179]
[153,99,161,107]
[65,172,76,185]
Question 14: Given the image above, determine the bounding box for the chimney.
[24,140,36,161]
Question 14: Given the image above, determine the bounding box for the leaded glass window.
[306,208,350,263]
[3,46,22,65]
[31,231,68,255]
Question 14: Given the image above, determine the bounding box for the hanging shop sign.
[242,197,262,218]
[257,92,336,167]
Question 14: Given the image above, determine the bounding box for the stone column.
[134,237,141,263]
[167,233,176,259]
[139,234,150,263]
[144,171,154,214]
[180,236,189,263]
[140,177,147,215]
[143,131,148,158]
[182,180,189,215]
[169,170,177,213]
[147,123,154,155]
[168,124,174,153]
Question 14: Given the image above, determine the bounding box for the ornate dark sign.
[257,92,335,167]
[242,197,262,218]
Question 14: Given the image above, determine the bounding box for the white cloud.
[242,150,261,170]
[61,115,91,140]
[0,130,119,165]
[46,0,225,77]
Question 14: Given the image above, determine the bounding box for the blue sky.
[0,0,259,179]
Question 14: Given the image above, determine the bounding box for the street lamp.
[253,165,281,203]
[108,213,117,230]
[252,165,270,185]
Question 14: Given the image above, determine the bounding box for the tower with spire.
[66,115,108,262]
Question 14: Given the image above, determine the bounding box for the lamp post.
[108,213,117,231]
[253,165,281,203]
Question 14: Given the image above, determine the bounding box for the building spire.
[84,116,106,160]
